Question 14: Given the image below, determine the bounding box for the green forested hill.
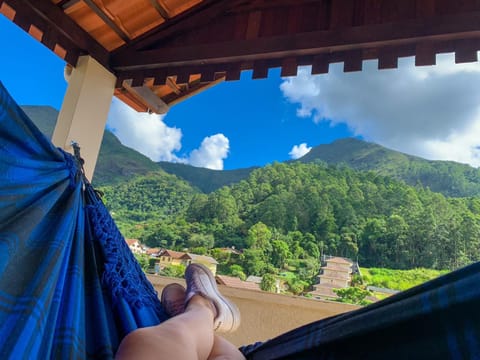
[100,161,480,272]
[22,106,59,137]
[157,161,257,193]
[100,171,198,237]
[93,131,159,185]
[298,138,480,197]
[22,105,160,185]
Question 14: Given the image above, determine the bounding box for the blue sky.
[1,15,480,170]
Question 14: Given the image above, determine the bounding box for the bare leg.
[116,295,215,360]
[208,335,246,360]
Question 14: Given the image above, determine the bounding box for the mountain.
[157,162,257,193]
[22,105,159,186]
[22,105,253,190]
[297,138,480,197]
[93,131,159,185]
[22,106,59,137]
[23,106,480,197]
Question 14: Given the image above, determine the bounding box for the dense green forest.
[102,162,480,279]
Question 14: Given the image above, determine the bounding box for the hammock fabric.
[0,82,167,358]
[240,260,480,359]
[1,81,480,359]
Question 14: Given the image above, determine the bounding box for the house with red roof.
[125,239,144,254]
[154,249,219,275]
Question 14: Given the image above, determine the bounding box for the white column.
[52,55,116,181]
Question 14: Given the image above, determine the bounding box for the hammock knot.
[61,149,78,190]
[60,142,90,190]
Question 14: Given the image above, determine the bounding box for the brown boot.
[161,283,186,317]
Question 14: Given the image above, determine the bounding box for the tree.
[360,217,388,267]
[338,229,359,259]
[241,248,268,276]
[189,246,208,255]
[304,241,320,260]
[260,274,277,292]
[333,287,373,306]
[228,264,247,281]
[271,240,291,268]
[160,264,186,278]
[134,253,150,272]
[245,222,272,254]
[187,233,214,249]
[287,279,306,295]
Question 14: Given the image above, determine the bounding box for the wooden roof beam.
[231,0,321,13]
[112,11,480,71]
[57,0,80,10]
[166,76,225,107]
[122,79,169,114]
[149,0,170,20]
[82,0,131,43]
[6,0,110,69]
[114,0,239,53]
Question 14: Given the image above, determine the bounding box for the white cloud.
[107,98,183,162]
[280,54,480,167]
[107,99,230,169]
[289,143,312,159]
[189,134,230,170]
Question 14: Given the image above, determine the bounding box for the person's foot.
[185,263,241,333]
[161,283,186,317]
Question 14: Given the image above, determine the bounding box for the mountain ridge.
[23,105,480,197]
[297,137,480,197]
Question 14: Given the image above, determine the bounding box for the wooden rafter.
[149,0,170,20]
[5,0,110,68]
[114,0,237,53]
[82,0,131,43]
[112,11,480,71]
[57,0,80,10]
[231,0,322,13]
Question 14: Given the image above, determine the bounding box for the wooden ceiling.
[1,0,480,113]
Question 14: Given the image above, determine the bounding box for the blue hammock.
[1,81,479,359]
[0,82,167,358]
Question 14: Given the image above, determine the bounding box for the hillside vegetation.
[100,162,480,273]
[361,267,449,291]
[157,161,257,193]
[24,106,480,296]
[298,138,480,197]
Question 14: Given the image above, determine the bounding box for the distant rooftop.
[184,253,218,265]
[216,275,261,292]
[159,249,186,259]
[125,238,139,246]
[324,256,354,265]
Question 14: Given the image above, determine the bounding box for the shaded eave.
[1,0,480,114]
